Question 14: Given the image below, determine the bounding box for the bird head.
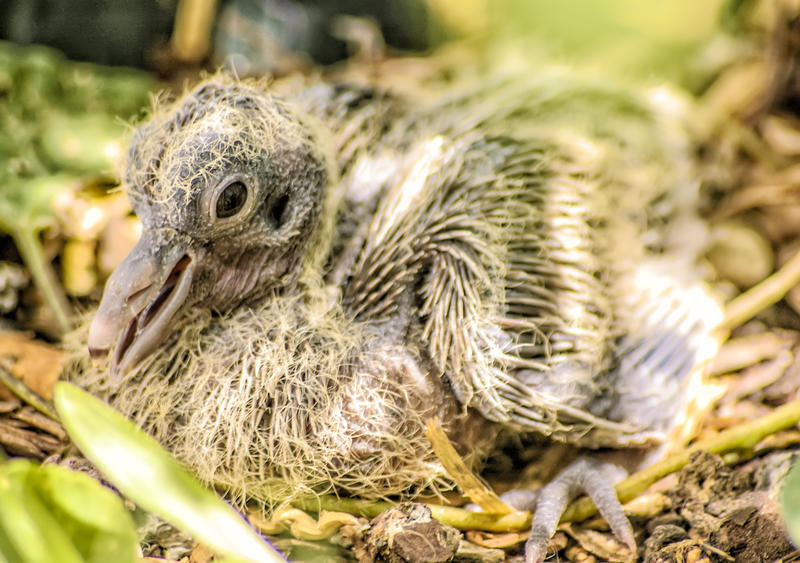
[88,80,329,376]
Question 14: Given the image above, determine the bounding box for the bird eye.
[215,181,248,219]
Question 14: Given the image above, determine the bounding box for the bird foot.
[498,456,635,563]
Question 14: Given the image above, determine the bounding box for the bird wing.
[339,127,636,437]
[342,132,517,419]
[338,74,713,446]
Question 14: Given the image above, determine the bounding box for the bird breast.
[70,289,493,502]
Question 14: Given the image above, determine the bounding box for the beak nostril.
[138,255,192,330]
[122,256,190,308]
[126,284,154,307]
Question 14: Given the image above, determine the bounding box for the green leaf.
[53,382,285,563]
[781,458,800,545]
[485,0,730,89]
[0,175,74,236]
[38,113,126,173]
[0,175,77,336]
[0,461,83,563]
[35,464,139,563]
[0,40,154,337]
[0,459,138,563]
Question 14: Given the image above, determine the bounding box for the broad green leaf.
[38,113,126,173]
[781,458,800,545]
[54,382,285,563]
[478,0,731,89]
[0,175,76,235]
[0,459,138,563]
[0,176,76,335]
[35,464,139,563]
[0,461,83,563]
[0,40,154,336]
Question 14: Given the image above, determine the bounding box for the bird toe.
[518,456,635,562]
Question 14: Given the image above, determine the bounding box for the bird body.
[68,69,721,555]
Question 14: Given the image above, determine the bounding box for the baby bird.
[72,71,722,562]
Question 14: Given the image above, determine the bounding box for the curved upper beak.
[88,228,196,377]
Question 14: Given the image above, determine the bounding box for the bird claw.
[498,456,635,563]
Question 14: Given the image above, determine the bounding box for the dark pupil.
[216,181,247,219]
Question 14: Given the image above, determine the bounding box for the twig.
[171,0,219,62]
[700,541,735,561]
[718,245,800,334]
[0,362,59,421]
[425,417,513,514]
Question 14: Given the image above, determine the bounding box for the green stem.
[718,245,800,334]
[290,496,534,533]
[563,397,800,522]
[13,227,72,336]
[291,496,392,519]
[0,362,59,421]
[292,399,800,531]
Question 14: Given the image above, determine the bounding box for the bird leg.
[499,455,636,563]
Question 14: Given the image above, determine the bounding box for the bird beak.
[88,228,196,377]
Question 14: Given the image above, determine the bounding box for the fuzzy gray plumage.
[67,70,721,537]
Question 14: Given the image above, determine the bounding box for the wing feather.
[337,75,719,447]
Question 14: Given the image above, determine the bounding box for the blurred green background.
[0,0,734,88]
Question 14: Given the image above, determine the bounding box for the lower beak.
[88,228,195,377]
